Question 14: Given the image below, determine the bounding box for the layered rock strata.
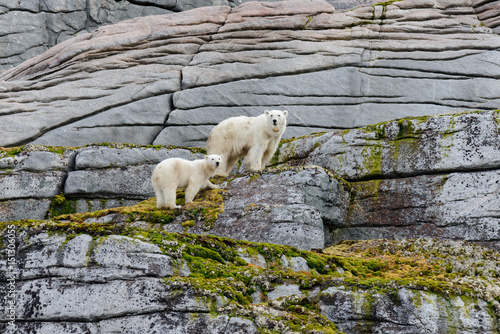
[275,109,500,250]
[1,0,500,148]
[1,224,498,333]
[2,109,500,251]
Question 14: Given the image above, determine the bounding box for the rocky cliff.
[1,220,499,333]
[0,0,371,73]
[1,0,500,148]
[2,109,500,251]
[1,0,500,333]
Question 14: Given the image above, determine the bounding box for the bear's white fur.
[206,110,288,176]
[151,154,222,209]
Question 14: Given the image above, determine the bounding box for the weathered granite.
[1,0,500,148]
[163,167,350,250]
[1,226,498,334]
[273,109,500,250]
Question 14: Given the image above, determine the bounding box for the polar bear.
[151,155,222,209]
[206,110,288,176]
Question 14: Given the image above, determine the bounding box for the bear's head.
[264,110,288,133]
[204,154,223,170]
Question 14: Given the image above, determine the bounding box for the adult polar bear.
[206,110,288,176]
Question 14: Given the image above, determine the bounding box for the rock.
[2,226,498,333]
[0,145,203,222]
[2,0,500,148]
[163,167,350,250]
[237,248,268,268]
[267,284,304,300]
[321,286,499,334]
[276,110,500,181]
[274,109,500,250]
[280,255,310,272]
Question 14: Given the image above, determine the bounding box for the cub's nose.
[273,119,277,125]
[216,162,220,167]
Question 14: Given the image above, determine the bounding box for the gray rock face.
[321,286,499,334]
[0,230,258,333]
[0,145,202,222]
[0,0,350,73]
[1,0,499,148]
[163,167,350,250]
[1,228,498,334]
[276,109,500,250]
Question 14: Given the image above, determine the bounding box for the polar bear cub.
[151,155,222,209]
[206,110,288,176]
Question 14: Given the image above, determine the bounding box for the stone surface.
[321,286,499,334]
[0,145,203,222]
[163,167,350,250]
[1,0,500,148]
[274,109,500,250]
[1,227,498,334]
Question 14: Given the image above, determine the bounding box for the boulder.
[163,167,350,250]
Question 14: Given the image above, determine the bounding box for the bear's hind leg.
[225,156,240,175]
[155,188,166,209]
[164,186,180,209]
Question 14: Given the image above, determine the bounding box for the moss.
[1,219,498,333]
[374,0,402,7]
[360,144,384,179]
[47,193,77,218]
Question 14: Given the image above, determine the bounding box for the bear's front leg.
[261,138,280,168]
[245,146,264,171]
[184,182,201,204]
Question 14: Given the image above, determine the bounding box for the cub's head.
[204,154,223,170]
[264,110,288,133]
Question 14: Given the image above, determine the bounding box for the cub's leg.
[184,181,201,204]
[155,188,166,209]
[164,185,180,209]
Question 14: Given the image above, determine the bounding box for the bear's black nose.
[273,119,277,125]
[216,162,220,166]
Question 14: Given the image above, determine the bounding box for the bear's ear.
[265,110,270,116]
[283,110,289,117]
[219,154,223,159]
[204,155,208,160]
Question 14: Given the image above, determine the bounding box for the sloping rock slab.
[164,167,350,250]
[275,110,500,250]
[1,0,500,148]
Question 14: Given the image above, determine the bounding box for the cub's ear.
[283,110,289,117]
[265,110,270,116]
[204,155,208,160]
[219,154,223,160]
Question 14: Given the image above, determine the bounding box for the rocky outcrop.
[0,144,203,222]
[1,223,498,333]
[2,109,500,251]
[275,109,500,250]
[1,0,500,148]
[0,0,370,73]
